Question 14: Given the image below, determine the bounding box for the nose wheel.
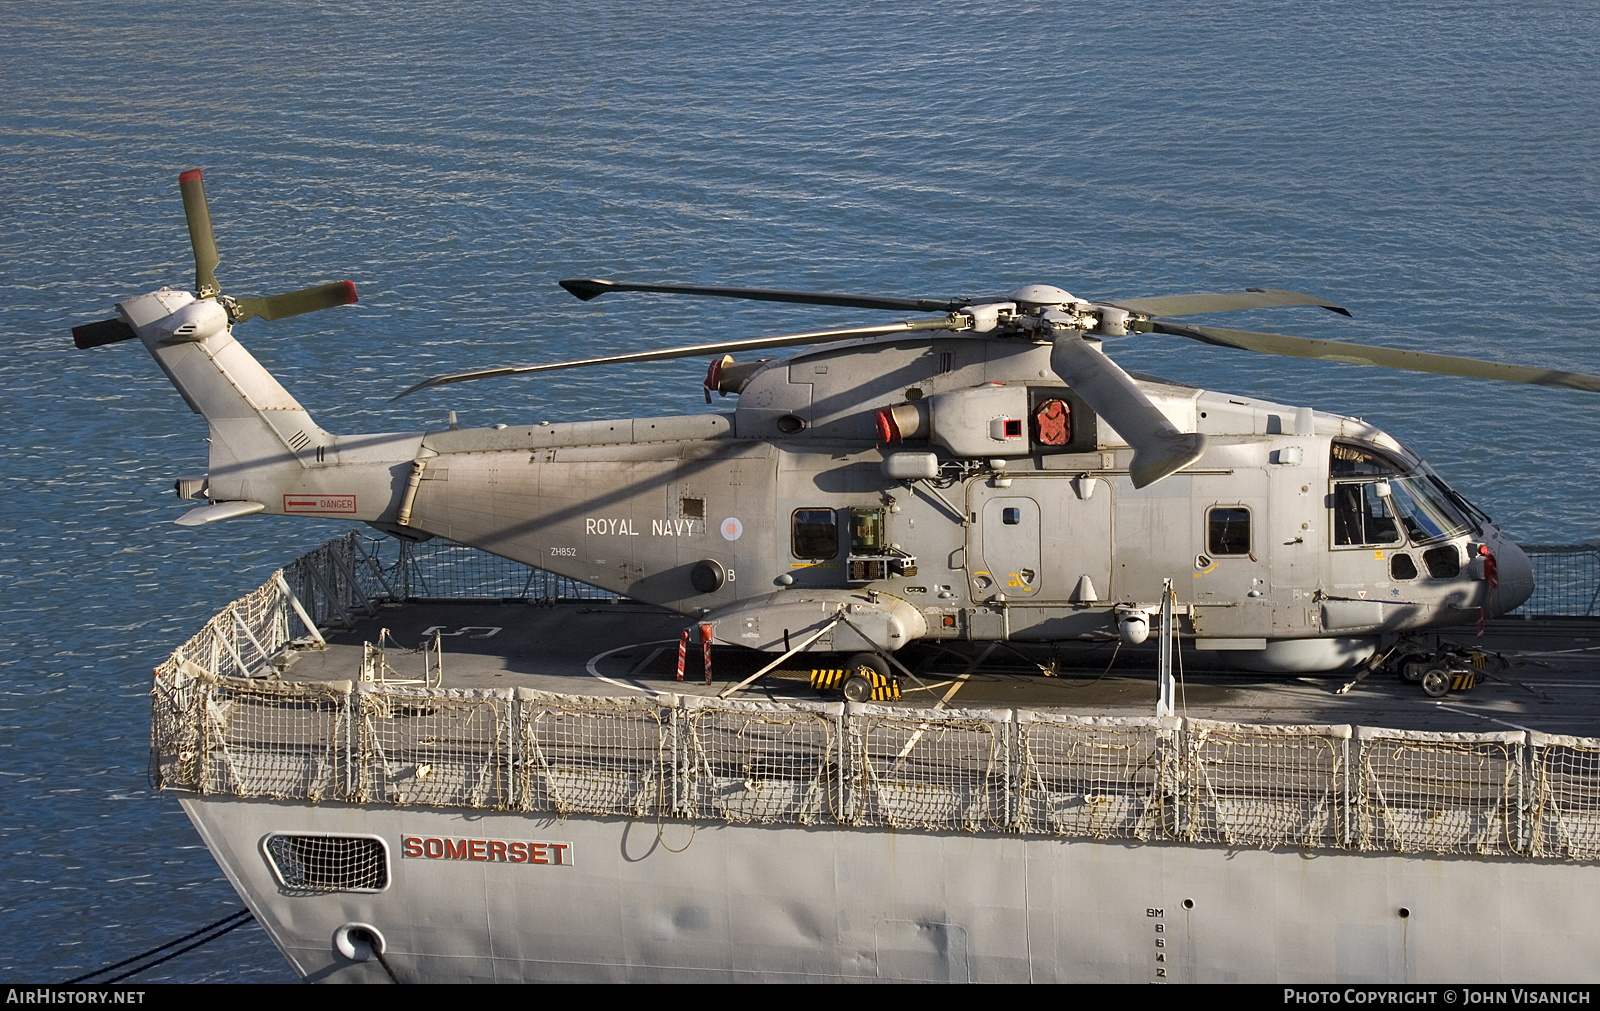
[1419,667,1453,698]
[1379,635,1495,698]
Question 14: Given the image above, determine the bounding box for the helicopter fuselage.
[396,335,1531,672]
[119,284,1530,675]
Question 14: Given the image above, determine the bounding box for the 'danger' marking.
[284,494,356,514]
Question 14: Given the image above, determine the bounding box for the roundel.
[719,517,743,541]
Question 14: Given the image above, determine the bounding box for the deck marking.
[585,639,683,694]
[893,673,970,762]
[628,645,669,677]
[1431,702,1541,734]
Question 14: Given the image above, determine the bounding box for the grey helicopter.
[74,171,1600,696]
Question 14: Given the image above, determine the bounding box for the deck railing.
[151,533,1600,861]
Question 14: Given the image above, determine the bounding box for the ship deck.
[274,599,1600,736]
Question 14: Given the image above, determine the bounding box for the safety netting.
[1355,727,1522,855]
[1016,713,1172,840]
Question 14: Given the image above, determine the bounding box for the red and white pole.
[699,622,715,684]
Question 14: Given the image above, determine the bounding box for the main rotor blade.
[1155,322,1600,393]
[560,277,967,314]
[231,281,359,323]
[1108,289,1350,318]
[394,316,959,399]
[1050,334,1207,488]
[178,169,220,298]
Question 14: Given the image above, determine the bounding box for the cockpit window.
[1333,483,1403,546]
[1331,443,1400,477]
[1330,443,1473,547]
[1385,477,1469,543]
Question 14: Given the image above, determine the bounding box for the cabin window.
[792,508,839,559]
[1390,553,1418,580]
[1424,545,1462,579]
[1207,507,1251,555]
[681,497,705,520]
[1333,483,1403,546]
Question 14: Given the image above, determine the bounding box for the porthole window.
[1208,507,1250,555]
[1390,553,1418,580]
[791,508,839,559]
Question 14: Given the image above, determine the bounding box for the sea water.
[3,0,1598,981]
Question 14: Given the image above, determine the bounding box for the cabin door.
[967,478,1112,604]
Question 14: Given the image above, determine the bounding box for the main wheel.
[842,674,873,702]
[846,652,891,679]
[1420,668,1451,698]
[843,652,891,702]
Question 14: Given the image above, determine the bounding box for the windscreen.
[1330,442,1474,546]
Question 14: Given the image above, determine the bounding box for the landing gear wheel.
[1394,653,1429,684]
[1420,668,1451,698]
[843,653,891,703]
[846,652,891,679]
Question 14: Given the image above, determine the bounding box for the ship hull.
[184,796,1600,984]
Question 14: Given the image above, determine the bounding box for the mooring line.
[64,909,255,984]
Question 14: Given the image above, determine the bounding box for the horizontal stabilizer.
[72,318,137,349]
[175,501,266,526]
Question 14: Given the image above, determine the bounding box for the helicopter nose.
[1488,538,1535,616]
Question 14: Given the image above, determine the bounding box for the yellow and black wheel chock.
[810,667,900,701]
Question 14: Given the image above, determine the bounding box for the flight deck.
[278,598,1600,738]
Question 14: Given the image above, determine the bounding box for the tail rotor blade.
[178,169,220,298]
[232,281,359,323]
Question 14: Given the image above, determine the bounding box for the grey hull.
[184,796,1599,984]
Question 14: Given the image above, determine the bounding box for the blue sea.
[3,0,1599,982]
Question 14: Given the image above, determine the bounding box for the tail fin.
[118,288,334,506]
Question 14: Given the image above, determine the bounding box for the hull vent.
[265,834,389,893]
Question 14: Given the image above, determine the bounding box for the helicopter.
[74,171,1600,692]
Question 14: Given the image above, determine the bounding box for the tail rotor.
[72,169,359,349]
